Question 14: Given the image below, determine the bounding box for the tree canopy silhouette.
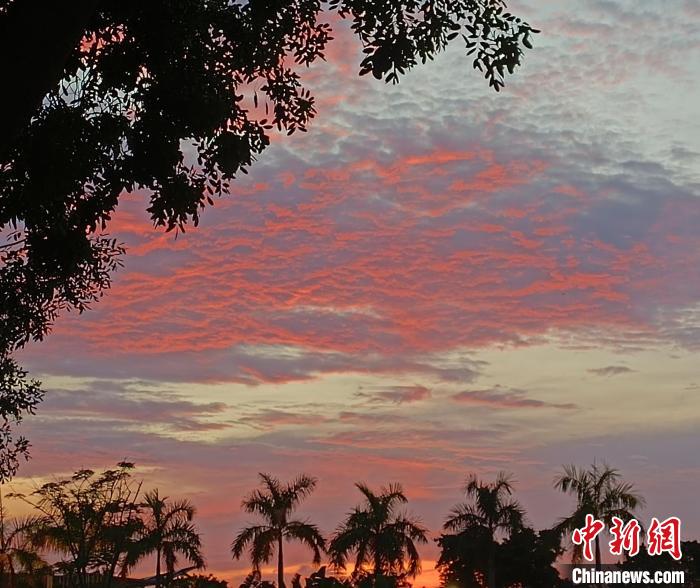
[442,472,524,588]
[130,489,205,588]
[436,525,571,588]
[0,357,42,482]
[554,461,644,571]
[5,461,207,587]
[618,539,700,582]
[232,473,325,588]
[0,491,48,588]
[0,0,538,477]
[328,482,427,582]
[8,461,143,588]
[177,573,231,588]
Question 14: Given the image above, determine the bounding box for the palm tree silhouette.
[443,472,524,588]
[232,473,326,588]
[554,462,644,570]
[328,483,428,582]
[0,491,46,588]
[135,489,205,588]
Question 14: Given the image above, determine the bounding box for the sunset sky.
[8,0,700,585]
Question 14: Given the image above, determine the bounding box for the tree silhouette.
[239,569,277,588]
[175,573,231,588]
[0,356,42,482]
[0,490,47,588]
[436,525,490,588]
[618,539,700,582]
[292,566,351,588]
[131,489,205,588]
[328,483,427,583]
[8,461,141,588]
[497,527,571,588]
[554,462,644,571]
[0,0,539,473]
[232,473,325,588]
[436,525,571,588]
[443,472,524,588]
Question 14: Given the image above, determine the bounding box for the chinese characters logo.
[572,514,682,561]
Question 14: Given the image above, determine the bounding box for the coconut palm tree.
[0,491,47,588]
[232,474,326,588]
[0,517,47,588]
[554,462,644,570]
[328,483,428,582]
[134,489,205,588]
[443,472,524,588]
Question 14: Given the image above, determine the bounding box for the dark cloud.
[41,381,231,433]
[356,385,432,404]
[451,388,577,410]
[587,365,635,377]
[237,409,330,430]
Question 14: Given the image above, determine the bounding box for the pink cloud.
[19,137,700,385]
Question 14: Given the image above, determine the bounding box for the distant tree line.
[1,462,202,588]
[1,462,698,588]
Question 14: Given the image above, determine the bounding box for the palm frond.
[329,519,371,571]
[329,483,424,579]
[354,483,380,512]
[242,489,275,519]
[285,520,326,564]
[554,461,645,565]
[232,525,272,561]
[283,475,317,512]
[258,473,283,503]
[250,527,277,569]
[164,498,196,523]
